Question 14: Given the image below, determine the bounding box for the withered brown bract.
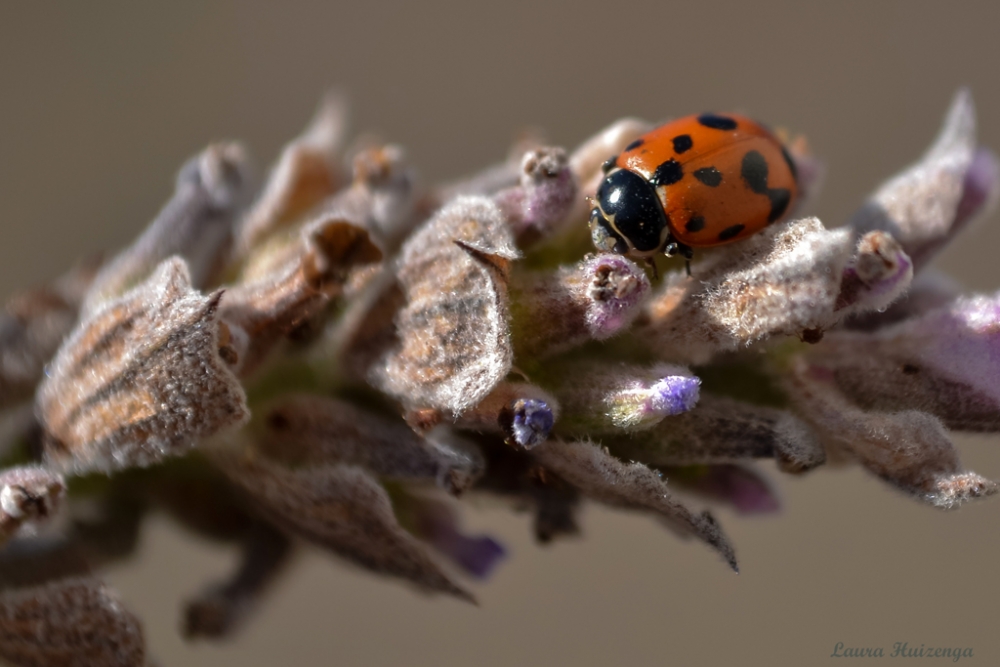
[0,257,100,411]
[37,258,249,475]
[258,394,483,494]
[378,196,520,415]
[531,440,739,572]
[216,450,475,602]
[0,577,146,667]
[222,217,383,376]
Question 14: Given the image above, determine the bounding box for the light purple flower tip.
[953,147,999,231]
[511,398,554,449]
[583,253,650,339]
[836,232,913,313]
[648,374,701,417]
[682,465,780,516]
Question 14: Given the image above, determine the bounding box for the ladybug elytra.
[589,113,799,265]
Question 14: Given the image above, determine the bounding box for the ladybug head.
[590,169,670,259]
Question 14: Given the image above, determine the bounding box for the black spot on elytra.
[693,166,722,187]
[601,156,618,174]
[625,138,645,152]
[741,150,770,194]
[698,114,738,131]
[651,159,683,186]
[672,134,693,154]
[685,215,705,232]
[742,150,791,222]
[767,188,791,223]
[902,364,920,375]
[718,224,745,241]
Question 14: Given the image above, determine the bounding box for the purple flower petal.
[405,496,507,580]
[511,398,554,449]
[648,374,701,417]
[669,465,780,516]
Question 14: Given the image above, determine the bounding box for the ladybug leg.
[678,244,694,277]
[663,239,694,276]
[643,257,660,280]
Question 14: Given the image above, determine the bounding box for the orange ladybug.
[589,113,798,264]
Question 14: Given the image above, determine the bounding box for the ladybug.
[589,113,799,268]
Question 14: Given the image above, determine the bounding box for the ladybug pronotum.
[589,113,799,266]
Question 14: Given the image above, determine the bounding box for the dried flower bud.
[453,382,558,450]
[217,452,474,602]
[0,466,65,546]
[330,274,406,382]
[259,394,483,494]
[345,144,419,249]
[605,393,825,474]
[834,230,913,316]
[511,253,650,359]
[0,257,101,409]
[532,439,738,572]
[0,577,146,667]
[666,464,780,516]
[395,493,505,579]
[784,357,997,508]
[237,92,349,253]
[805,289,1000,432]
[222,217,382,374]
[83,143,252,315]
[37,258,249,474]
[638,218,853,364]
[377,196,519,415]
[493,147,578,246]
[850,89,999,271]
[549,361,700,434]
[183,522,291,640]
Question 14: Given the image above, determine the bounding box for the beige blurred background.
[2,1,1000,665]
